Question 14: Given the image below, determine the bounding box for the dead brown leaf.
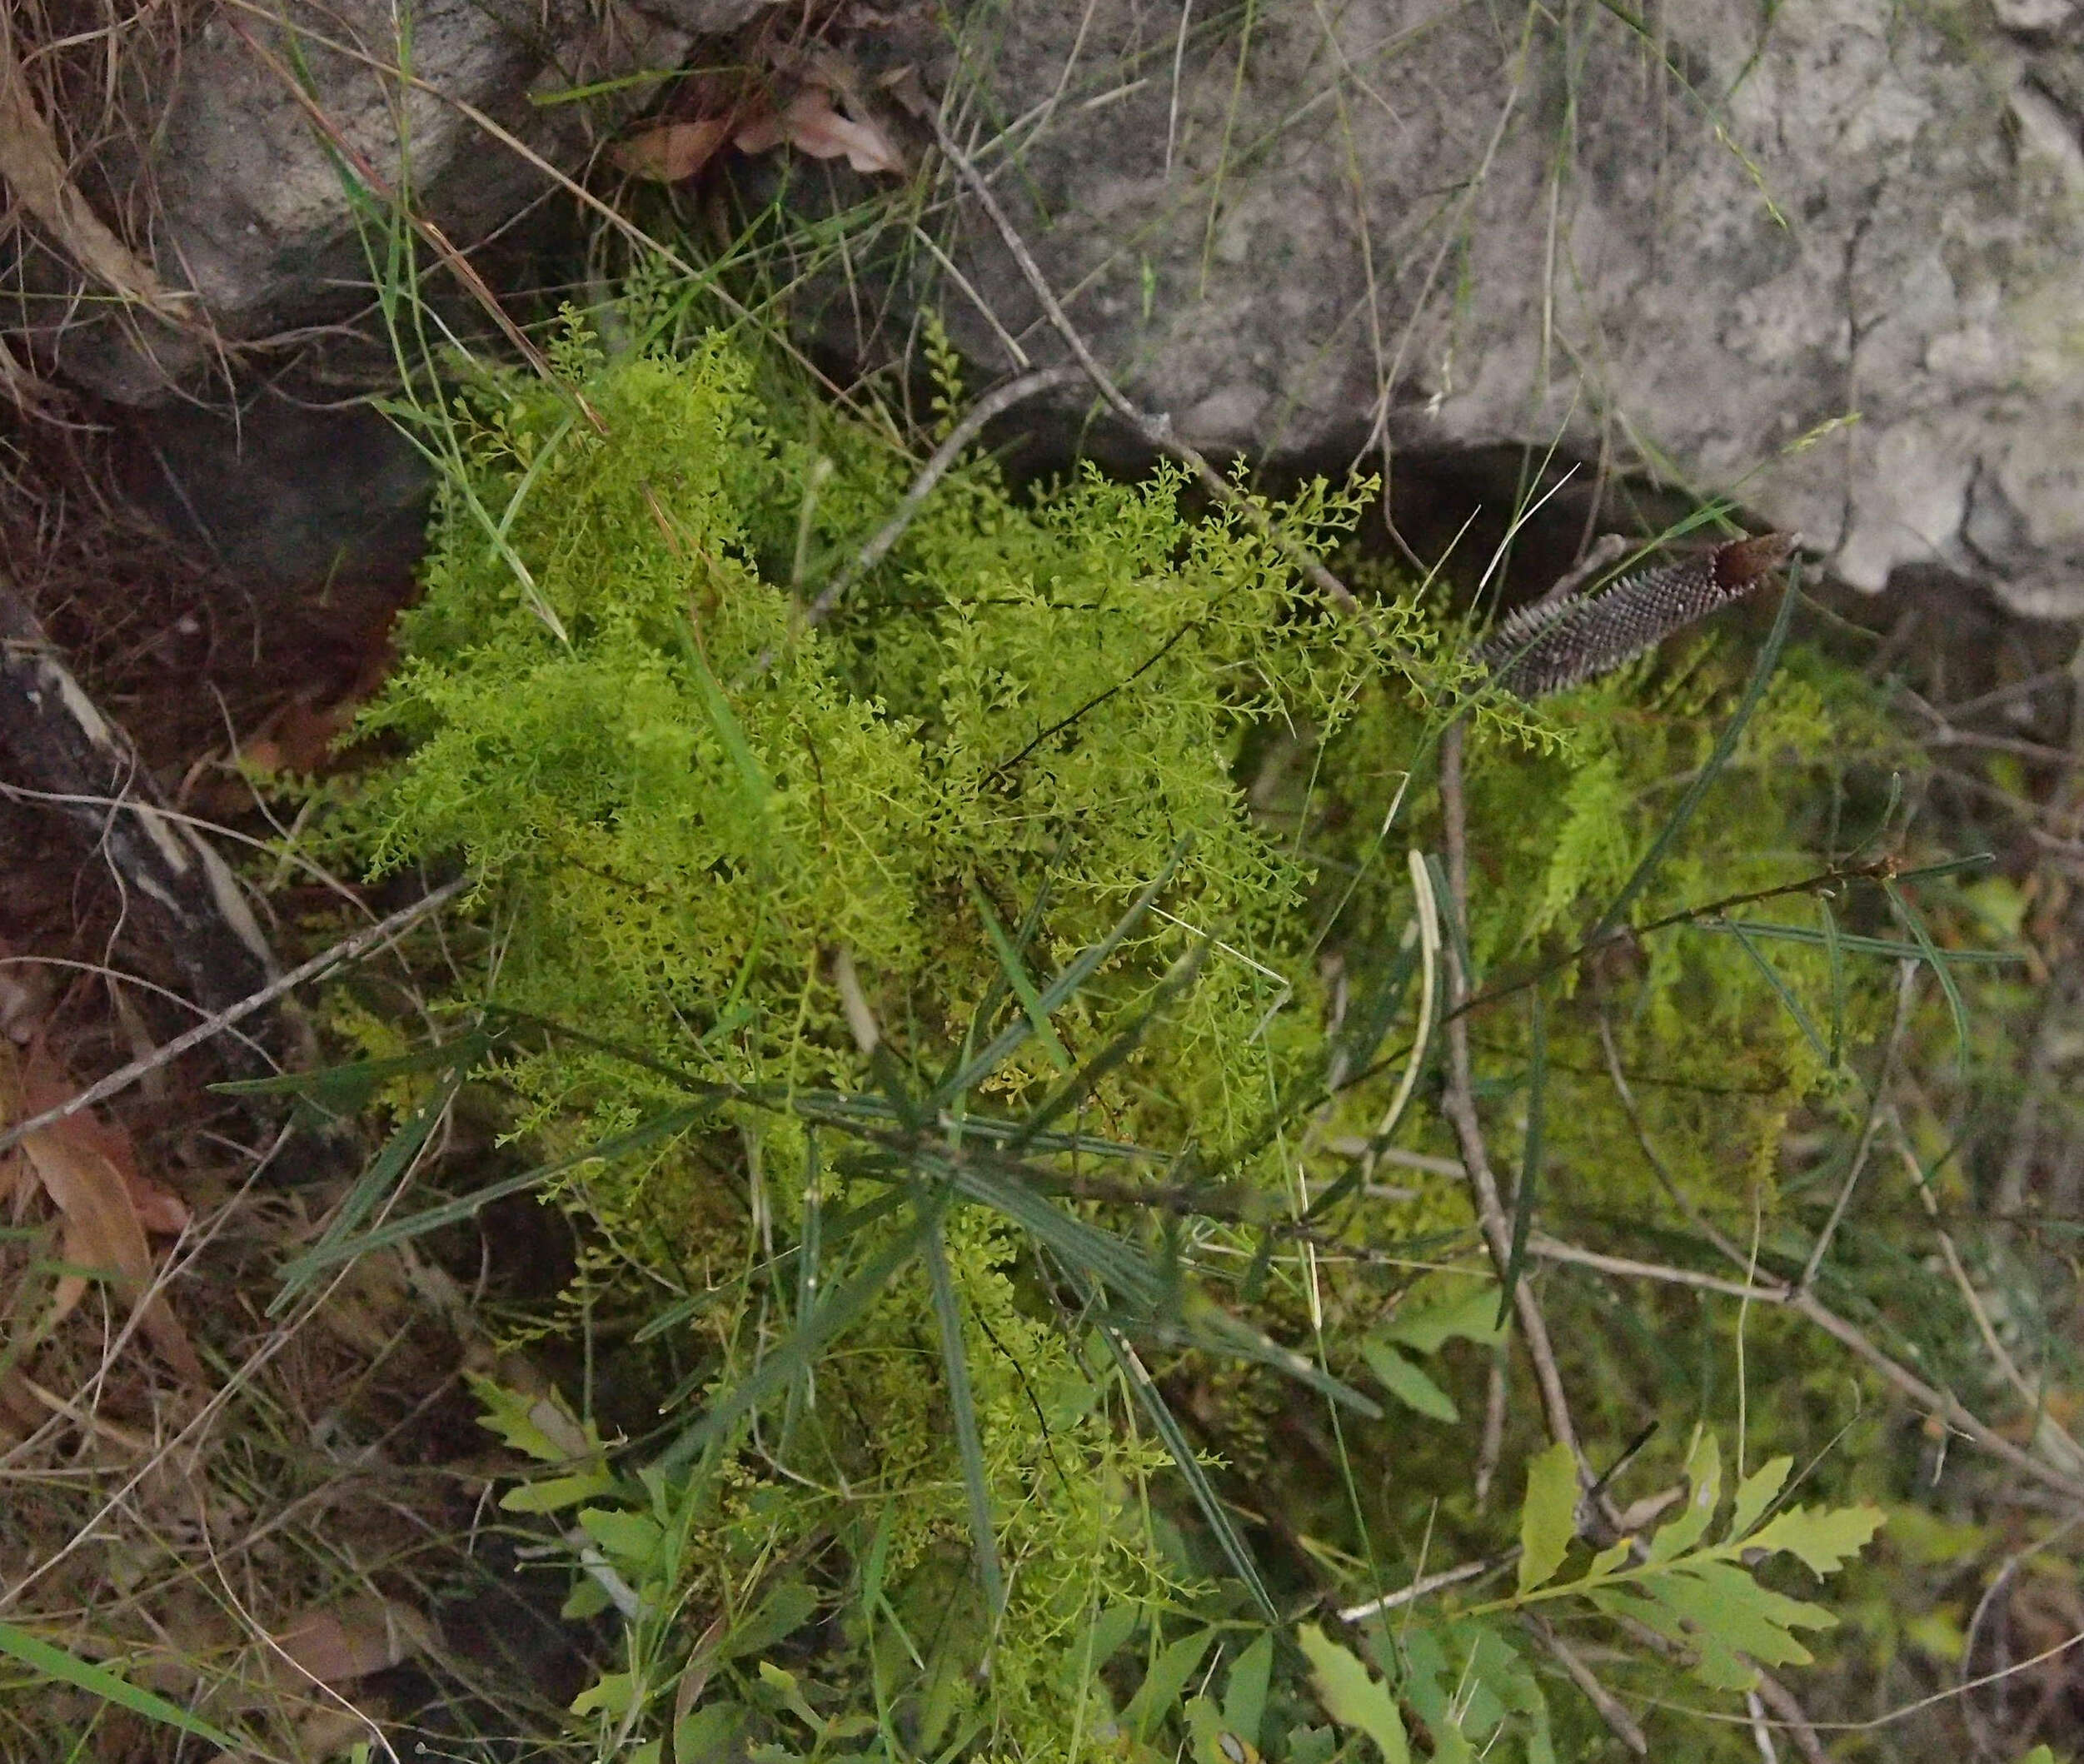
[732,87,906,177]
[0,29,187,319]
[612,115,735,183]
[0,1038,205,1383]
[268,1594,432,1690]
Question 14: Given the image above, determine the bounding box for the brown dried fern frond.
[1479,531,1797,700]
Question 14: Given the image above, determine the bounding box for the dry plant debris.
[614,50,909,184]
[0,1033,202,1384]
[0,20,187,322]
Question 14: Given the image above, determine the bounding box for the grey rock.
[18,0,774,404]
[885,0,2084,615]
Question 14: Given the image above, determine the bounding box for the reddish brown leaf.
[271,1595,432,1688]
[613,116,734,182]
[734,87,905,176]
[2,1039,205,1383]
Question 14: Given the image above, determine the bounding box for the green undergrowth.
[269,306,2035,1763]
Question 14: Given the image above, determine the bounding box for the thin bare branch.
[0,877,467,1157]
[806,363,1083,626]
[1437,723,1585,1477]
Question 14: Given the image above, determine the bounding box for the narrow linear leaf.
[1883,880,1967,1074]
[1359,1338,1458,1423]
[1498,985,1545,1329]
[0,1622,240,1749]
[923,1219,1005,1615]
[677,615,770,812]
[285,1103,715,1276]
[970,880,1073,1073]
[1818,897,1846,1068]
[938,845,1188,1106]
[1727,923,1829,1067]
[1690,919,2017,966]
[271,1077,456,1313]
[665,1213,929,1468]
[1092,1310,1275,1620]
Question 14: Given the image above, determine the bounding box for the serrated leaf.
[468,1374,597,1463]
[1359,1338,1458,1421]
[1649,1560,1833,1688]
[1296,1624,1408,1764]
[1743,1503,1887,1576]
[1517,1443,1578,1595]
[1382,1281,1507,1353]
[561,1576,612,1621]
[1186,1695,1234,1764]
[501,1468,621,1512]
[577,1507,665,1572]
[1646,1433,1721,1564]
[1727,1456,1792,1541]
[572,1669,636,1717]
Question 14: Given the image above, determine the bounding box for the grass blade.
[924,1218,1006,1615]
[0,1623,240,1750]
[664,1212,930,1468]
[1090,1308,1276,1620]
[280,1103,715,1280]
[1497,984,1546,1330]
[1884,879,1967,1075]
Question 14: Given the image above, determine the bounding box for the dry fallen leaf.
[733,87,906,177]
[612,115,735,182]
[0,1037,205,1383]
[268,1594,433,1690]
[0,32,187,317]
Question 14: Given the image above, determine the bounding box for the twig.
[1746,1689,1780,1762]
[1523,1228,2084,1502]
[1891,1110,2084,1475]
[1528,1235,1785,1302]
[1524,1613,1648,1757]
[805,364,1083,627]
[928,109,1365,616]
[1750,1670,1830,1764]
[1474,1346,1508,1507]
[1453,855,1908,1027]
[1436,723,1585,1475]
[0,877,467,1157]
[1334,1552,1508,1623]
